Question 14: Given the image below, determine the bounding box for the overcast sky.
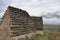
[0,0,60,25]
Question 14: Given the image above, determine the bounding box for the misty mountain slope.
[43,24,60,32]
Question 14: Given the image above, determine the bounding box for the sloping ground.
[28,31,60,40]
[48,32,60,40]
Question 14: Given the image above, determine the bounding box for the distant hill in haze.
[43,24,60,32]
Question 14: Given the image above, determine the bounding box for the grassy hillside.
[25,31,60,40]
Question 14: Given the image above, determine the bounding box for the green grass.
[28,32,48,40]
[31,34,41,40]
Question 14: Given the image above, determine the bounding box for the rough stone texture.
[0,6,43,40]
[31,17,43,30]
